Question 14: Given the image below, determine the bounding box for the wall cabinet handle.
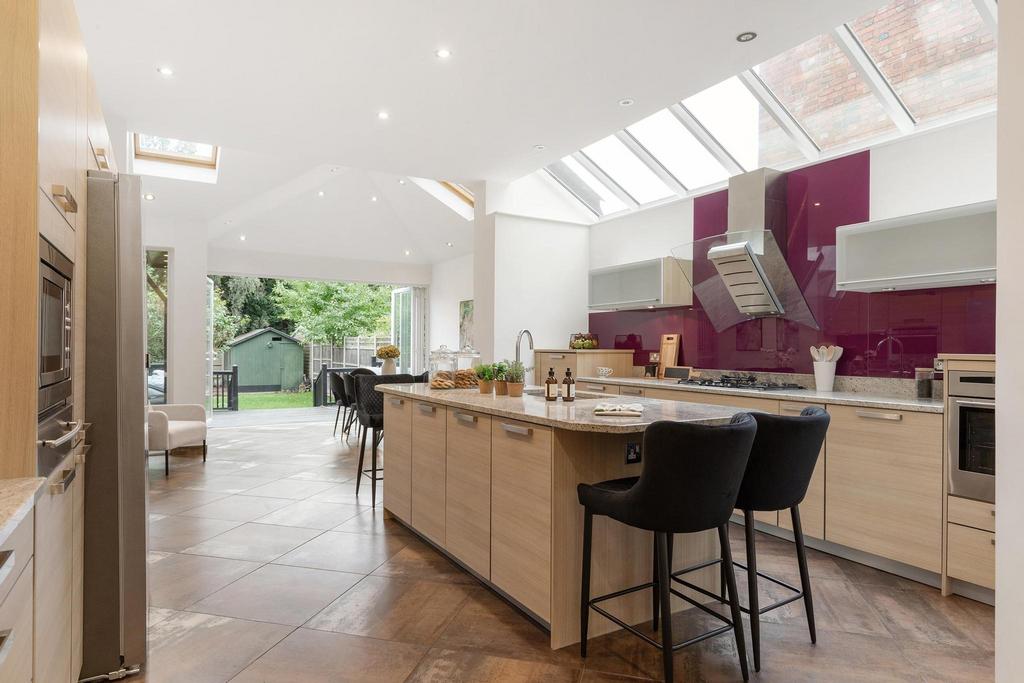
[854,409,902,422]
[454,412,477,424]
[501,423,533,437]
[0,629,12,667]
[51,184,78,213]
[50,467,76,496]
[417,403,436,414]
[0,550,14,586]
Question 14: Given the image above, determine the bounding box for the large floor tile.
[148,515,243,553]
[858,583,986,649]
[148,553,261,610]
[372,537,480,585]
[274,530,409,573]
[333,508,413,537]
[188,563,362,626]
[178,494,294,522]
[230,628,427,683]
[180,474,279,494]
[146,610,292,683]
[242,478,338,500]
[182,522,322,562]
[148,489,230,516]
[306,575,473,644]
[255,499,363,530]
[407,647,582,683]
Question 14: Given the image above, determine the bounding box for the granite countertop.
[0,477,46,545]
[378,384,742,433]
[533,348,635,354]
[576,376,944,414]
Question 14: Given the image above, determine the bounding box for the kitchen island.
[377,383,743,649]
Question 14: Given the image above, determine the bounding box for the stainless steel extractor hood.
[672,168,819,332]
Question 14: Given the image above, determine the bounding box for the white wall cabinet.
[588,257,692,310]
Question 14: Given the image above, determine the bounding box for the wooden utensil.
[810,346,820,362]
[658,334,681,379]
[832,346,844,363]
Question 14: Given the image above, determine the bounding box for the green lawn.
[238,391,314,410]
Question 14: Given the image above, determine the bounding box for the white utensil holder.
[813,361,837,392]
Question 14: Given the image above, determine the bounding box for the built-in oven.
[38,237,80,477]
[947,370,995,504]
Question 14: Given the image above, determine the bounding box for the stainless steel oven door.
[947,396,995,503]
[39,261,72,387]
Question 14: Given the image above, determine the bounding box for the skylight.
[133,133,219,168]
[626,110,728,190]
[547,156,627,216]
[849,0,997,123]
[440,181,475,207]
[581,135,674,205]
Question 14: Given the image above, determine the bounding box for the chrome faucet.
[515,329,534,367]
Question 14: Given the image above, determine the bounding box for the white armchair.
[148,404,208,475]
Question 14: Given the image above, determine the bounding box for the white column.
[996,2,1023,680]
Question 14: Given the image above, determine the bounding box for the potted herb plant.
[505,360,526,397]
[493,360,510,395]
[376,344,400,374]
[475,363,495,394]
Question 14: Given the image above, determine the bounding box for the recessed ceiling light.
[329,167,339,173]
[156,66,174,77]
[435,48,452,59]
[239,234,246,241]
[317,190,325,197]
[371,196,378,202]
[398,179,406,185]
[403,249,411,256]
[225,219,232,225]
[143,193,155,201]
[377,110,390,121]
[736,31,758,43]
[618,98,635,107]
[534,144,546,151]
[445,241,454,248]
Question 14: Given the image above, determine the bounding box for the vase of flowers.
[493,361,509,395]
[377,344,400,374]
[475,364,495,394]
[505,360,526,397]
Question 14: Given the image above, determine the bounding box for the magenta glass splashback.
[588,150,996,377]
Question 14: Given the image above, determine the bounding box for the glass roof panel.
[580,135,674,204]
[626,110,729,190]
[850,0,996,123]
[754,33,898,150]
[547,156,627,216]
[135,133,218,165]
[682,76,804,170]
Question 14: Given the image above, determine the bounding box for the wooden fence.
[308,337,390,378]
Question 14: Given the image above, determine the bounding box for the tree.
[212,276,292,335]
[273,280,392,344]
[211,290,242,352]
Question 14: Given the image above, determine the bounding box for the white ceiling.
[78,0,886,268]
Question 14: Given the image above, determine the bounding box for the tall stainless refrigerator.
[83,169,148,678]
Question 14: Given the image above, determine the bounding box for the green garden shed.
[223,327,305,392]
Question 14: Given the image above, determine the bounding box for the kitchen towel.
[593,403,644,417]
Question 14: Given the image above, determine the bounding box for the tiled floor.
[140,410,994,682]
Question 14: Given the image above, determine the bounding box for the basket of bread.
[430,369,479,390]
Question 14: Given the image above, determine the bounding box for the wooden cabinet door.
[651,389,780,414]
[575,352,633,380]
[577,381,619,396]
[946,523,994,589]
[0,557,34,683]
[778,401,826,539]
[38,0,84,230]
[445,409,491,578]
[535,353,576,385]
[491,418,552,621]
[825,405,942,572]
[35,460,74,683]
[71,450,86,679]
[411,402,446,545]
[383,396,413,523]
[616,385,646,399]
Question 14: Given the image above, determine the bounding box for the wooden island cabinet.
[379,384,742,648]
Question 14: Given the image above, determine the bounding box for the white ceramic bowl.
[596,366,613,377]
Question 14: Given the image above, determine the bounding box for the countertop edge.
[0,477,46,546]
[533,349,635,354]
[576,376,944,414]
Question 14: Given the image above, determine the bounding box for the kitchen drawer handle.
[549,354,566,360]
[991,538,996,546]
[50,467,76,496]
[854,409,902,422]
[0,550,14,585]
[94,147,110,170]
[51,184,78,213]
[0,629,12,667]
[781,405,807,413]
[417,403,436,414]
[37,420,84,448]
[584,384,606,391]
[621,388,643,396]
[991,509,996,517]
[501,423,533,437]
[388,398,405,407]
[75,444,91,464]
[454,412,477,424]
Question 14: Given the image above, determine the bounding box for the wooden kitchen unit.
[532,349,634,386]
[379,383,743,649]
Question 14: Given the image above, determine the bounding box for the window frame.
[133,133,220,169]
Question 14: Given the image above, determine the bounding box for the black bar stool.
[342,368,375,441]
[578,414,757,682]
[676,407,829,672]
[354,373,414,507]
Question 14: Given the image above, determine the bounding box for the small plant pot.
[506,382,524,397]
[494,380,508,395]
[478,380,494,394]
